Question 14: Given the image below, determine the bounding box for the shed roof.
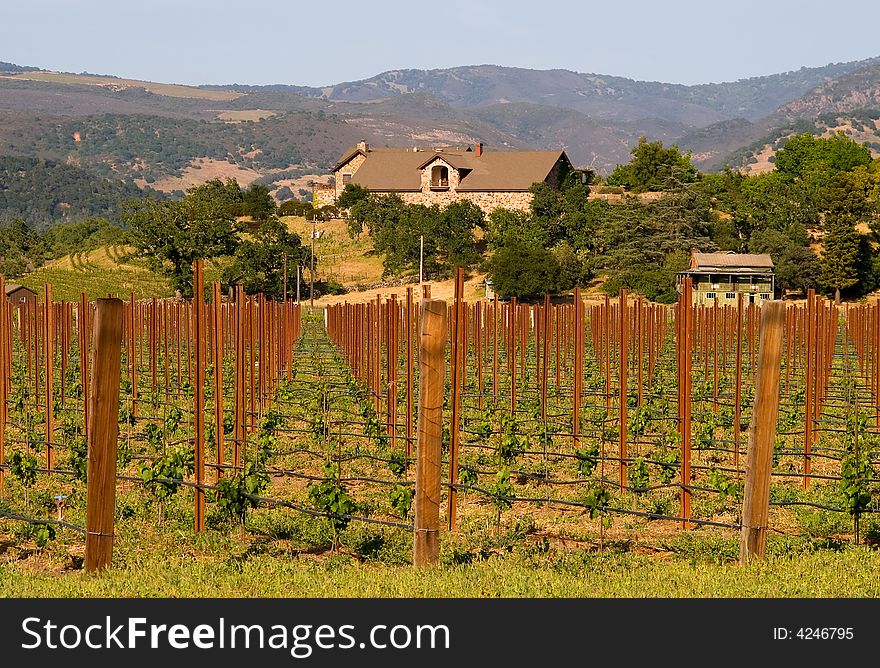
[4,283,37,296]
[687,252,774,272]
[334,145,569,192]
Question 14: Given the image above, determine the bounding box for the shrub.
[486,241,562,300]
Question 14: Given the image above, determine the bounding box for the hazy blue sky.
[2,0,878,87]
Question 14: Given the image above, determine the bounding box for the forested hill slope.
[680,62,880,170]
[210,59,880,123]
[0,155,147,229]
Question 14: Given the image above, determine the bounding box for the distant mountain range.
[1,56,880,218]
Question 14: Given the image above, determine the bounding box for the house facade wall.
[686,271,774,306]
[397,190,533,214]
[692,288,773,307]
[314,153,369,208]
[313,184,336,208]
[335,153,367,198]
[316,182,535,215]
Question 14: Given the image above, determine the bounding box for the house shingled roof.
[333,146,569,192]
[688,252,774,271]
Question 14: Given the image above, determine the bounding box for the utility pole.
[419,234,424,290]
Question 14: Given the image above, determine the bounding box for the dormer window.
[431,165,449,190]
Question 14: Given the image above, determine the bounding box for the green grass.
[282,216,384,287]
[4,469,873,598]
[3,542,880,598]
[1,490,876,598]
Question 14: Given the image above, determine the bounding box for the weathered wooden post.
[85,298,123,573]
[740,300,785,565]
[414,299,446,567]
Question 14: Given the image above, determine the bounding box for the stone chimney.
[474,142,483,157]
[357,140,369,153]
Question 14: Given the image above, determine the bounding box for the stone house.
[677,251,775,306]
[314,141,576,214]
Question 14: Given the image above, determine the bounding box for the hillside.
[468,103,641,172]
[681,62,880,170]
[235,60,879,122]
[734,110,880,174]
[0,61,40,73]
[2,56,880,197]
[325,93,528,152]
[15,245,172,301]
[0,155,147,228]
[773,63,880,120]
[0,109,375,185]
[11,217,482,303]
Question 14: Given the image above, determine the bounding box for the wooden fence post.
[0,275,6,495]
[234,287,245,469]
[193,260,206,532]
[804,289,815,488]
[85,298,123,573]
[572,288,583,452]
[44,284,55,470]
[739,300,785,565]
[619,289,628,489]
[405,288,414,459]
[79,294,91,438]
[128,292,138,418]
[447,268,464,531]
[414,299,447,567]
[678,278,693,527]
[212,282,224,481]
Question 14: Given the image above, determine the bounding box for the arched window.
[431,165,449,189]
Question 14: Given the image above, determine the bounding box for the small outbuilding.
[4,283,38,306]
[677,251,775,306]
[484,278,495,301]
